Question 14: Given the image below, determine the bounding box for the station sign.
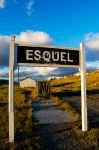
[9,36,88,143]
[17,45,79,67]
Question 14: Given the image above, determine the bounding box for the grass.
[0,85,43,149]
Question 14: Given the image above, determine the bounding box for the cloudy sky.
[0,0,99,81]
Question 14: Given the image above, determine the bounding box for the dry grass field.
[0,70,99,149]
[0,85,43,149]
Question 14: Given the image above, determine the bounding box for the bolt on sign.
[9,36,88,143]
[17,45,80,68]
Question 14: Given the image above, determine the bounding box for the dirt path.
[32,99,76,150]
[32,99,99,150]
[32,99,93,150]
[33,99,74,124]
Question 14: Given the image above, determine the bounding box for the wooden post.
[9,35,15,142]
[80,43,88,131]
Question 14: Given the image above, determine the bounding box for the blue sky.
[0,0,99,80]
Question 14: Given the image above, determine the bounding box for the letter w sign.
[37,81,50,97]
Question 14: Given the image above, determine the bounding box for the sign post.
[9,35,15,142]
[80,43,88,131]
[8,39,88,143]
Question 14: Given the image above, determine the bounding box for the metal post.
[9,35,15,142]
[80,43,88,131]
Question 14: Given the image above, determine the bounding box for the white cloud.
[0,35,10,66]
[33,67,57,76]
[26,0,34,16]
[0,0,34,16]
[16,30,53,44]
[15,67,57,79]
[84,32,99,62]
[0,0,18,9]
[85,32,99,50]
[0,0,5,8]
[0,66,78,81]
[0,30,53,66]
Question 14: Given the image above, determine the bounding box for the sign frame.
[9,36,88,143]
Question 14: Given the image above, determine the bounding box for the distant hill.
[0,79,9,85]
[0,79,18,85]
[50,70,99,93]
